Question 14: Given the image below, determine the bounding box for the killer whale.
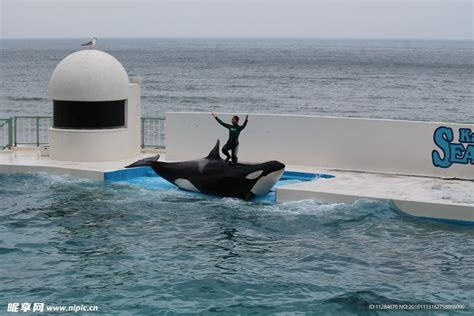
[125,140,285,200]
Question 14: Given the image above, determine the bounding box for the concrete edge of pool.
[1,149,473,225]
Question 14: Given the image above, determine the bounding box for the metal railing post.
[36,117,40,147]
[0,119,6,149]
[141,117,145,149]
[8,117,13,149]
[13,116,17,147]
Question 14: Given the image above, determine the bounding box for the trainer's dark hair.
[232,115,240,121]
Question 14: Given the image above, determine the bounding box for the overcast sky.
[1,0,472,40]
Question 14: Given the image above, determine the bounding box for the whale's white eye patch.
[246,170,263,180]
[175,179,200,192]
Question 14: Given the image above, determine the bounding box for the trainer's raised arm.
[241,115,249,129]
[211,112,217,118]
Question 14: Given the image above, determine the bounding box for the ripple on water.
[0,173,472,314]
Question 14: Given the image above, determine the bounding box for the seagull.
[81,37,97,49]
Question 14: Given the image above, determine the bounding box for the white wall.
[49,128,132,162]
[127,83,141,155]
[165,112,474,180]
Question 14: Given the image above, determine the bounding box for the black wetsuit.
[215,117,248,164]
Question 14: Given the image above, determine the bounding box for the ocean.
[0,38,472,122]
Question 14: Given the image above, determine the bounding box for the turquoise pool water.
[106,168,331,203]
[0,173,472,314]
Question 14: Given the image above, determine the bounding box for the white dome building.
[49,50,130,102]
[48,50,141,162]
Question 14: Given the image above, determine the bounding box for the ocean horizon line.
[1,36,472,42]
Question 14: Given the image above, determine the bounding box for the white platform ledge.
[277,167,474,224]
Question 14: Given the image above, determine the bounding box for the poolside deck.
[278,166,474,223]
[1,148,473,224]
[0,148,161,180]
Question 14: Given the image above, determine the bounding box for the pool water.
[113,169,328,203]
[0,173,472,314]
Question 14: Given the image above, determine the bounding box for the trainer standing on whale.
[212,112,248,165]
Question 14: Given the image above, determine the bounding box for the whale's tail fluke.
[125,155,160,168]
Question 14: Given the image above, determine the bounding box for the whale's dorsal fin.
[206,140,222,160]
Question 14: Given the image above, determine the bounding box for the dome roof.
[48,50,129,102]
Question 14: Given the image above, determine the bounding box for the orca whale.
[125,140,285,200]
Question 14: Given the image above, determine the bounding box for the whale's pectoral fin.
[125,155,160,168]
[206,140,222,160]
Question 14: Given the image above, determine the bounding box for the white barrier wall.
[165,112,474,180]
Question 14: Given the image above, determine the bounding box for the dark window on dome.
[53,100,125,129]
